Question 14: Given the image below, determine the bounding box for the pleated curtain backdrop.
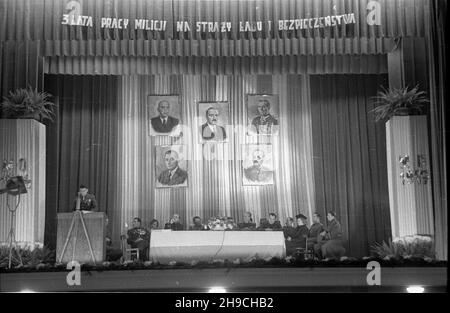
[113,74,316,243]
[44,73,390,256]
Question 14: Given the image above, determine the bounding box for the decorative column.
[0,119,46,248]
[385,116,434,238]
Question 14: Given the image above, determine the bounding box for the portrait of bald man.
[149,96,181,135]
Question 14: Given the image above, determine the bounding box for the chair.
[120,235,140,262]
[295,237,315,260]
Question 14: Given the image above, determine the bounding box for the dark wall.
[310,74,391,257]
[44,74,119,249]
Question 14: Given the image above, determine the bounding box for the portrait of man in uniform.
[155,145,188,188]
[148,95,181,136]
[247,95,279,136]
[198,102,229,142]
[242,144,274,185]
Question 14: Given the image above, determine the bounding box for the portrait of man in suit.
[156,146,188,188]
[247,95,279,136]
[242,145,274,185]
[198,102,229,142]
[148,95,181,136]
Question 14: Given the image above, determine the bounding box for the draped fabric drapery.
[44,54,388,76]
[0,0,429,53]
[426,0,447,260]
[45,75,119,247]
[310,74,391,257]
[113,74,316,244]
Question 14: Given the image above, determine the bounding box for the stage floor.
[1,266,446,292]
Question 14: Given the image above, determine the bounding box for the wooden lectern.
[56,212,106,264]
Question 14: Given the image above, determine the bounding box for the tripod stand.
[5,194,24,269]
[58,210,97,265]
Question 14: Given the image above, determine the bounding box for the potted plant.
[0,87,56,122]
[370,85,429,121]
[378,85,434,242]
[0,87,54,248]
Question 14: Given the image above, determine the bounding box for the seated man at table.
[189,216,209,230]
[257,213,282,231]
[225,217,237,230]
[285,214,309,256]
[164,213,184,230]
[237,212,256,231]
[308,212,325,254]
[150,219,160,230]
[316,211,346,260]
[283,217,295,234]
[125,217,150,261]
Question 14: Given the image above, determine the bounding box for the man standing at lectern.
[72,184,98,211]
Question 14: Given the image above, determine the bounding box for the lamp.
[0,176,28,268]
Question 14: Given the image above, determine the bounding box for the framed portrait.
[246,94,279,136]
[147,95,182,137]
[198,102,230,143]
[155,145,188,188]
[242,144,274,186]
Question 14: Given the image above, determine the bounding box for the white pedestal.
[0,119,46,247]
[386,116,434,238]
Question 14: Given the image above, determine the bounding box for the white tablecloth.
[149,230,286,264]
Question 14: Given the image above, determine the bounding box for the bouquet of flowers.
[207,216,237,231]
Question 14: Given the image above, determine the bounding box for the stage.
[1,266,446,292]
[0,0,447,295]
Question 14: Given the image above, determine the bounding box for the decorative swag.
[0,0,429,58]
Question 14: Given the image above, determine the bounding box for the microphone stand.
[6,194,23,269]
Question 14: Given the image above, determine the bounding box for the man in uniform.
[189,216,209,230]
[164,213,184,230]
[125,217,150,261]
[244,149,273,183]
[257,213,282,231]
[251,99,278,134]
[238,212,256,230]
[308,212,325,256]
[283,217,295,236]
[72,185,97,211]
[316,211,346,260]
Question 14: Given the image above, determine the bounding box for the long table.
[149,230,286,264]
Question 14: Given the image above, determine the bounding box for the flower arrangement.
[2,252,446,273]
[371,235,435,260]
[399,154,429,185]
[207,216,237,231]
[0,245,55,269]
